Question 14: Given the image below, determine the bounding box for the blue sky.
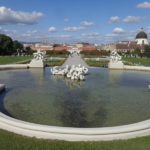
[0,0,150,44]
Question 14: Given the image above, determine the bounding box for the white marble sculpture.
[51,64,88,81]
[110,50,122,62]
[33,51,46,60]
[68,48,81,56]
[108,50,124,69]
[29,50,46,68]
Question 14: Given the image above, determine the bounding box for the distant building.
[100,28,149,52]
[75,43,84,49]
[81,45,97,51]
[53,45,68,51]
[135,28,149,45]
[99,43,116,51]
[23,43,53,51]
[34,44,53,51]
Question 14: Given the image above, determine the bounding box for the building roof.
[136,29,148,39]
[81,45,97,51]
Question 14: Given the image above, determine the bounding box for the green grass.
[0,56,65,66]
[123,57,150,66]
[86,60,109,67]
[82,55,103,58]
[46,60,65,67]
[48,54,68,58]
[86,58,150,67]
[0,129,150,150]
[0,56,32,65]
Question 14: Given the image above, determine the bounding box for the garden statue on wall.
[29,50,46,68]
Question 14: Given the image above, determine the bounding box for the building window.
[142,40,144,45]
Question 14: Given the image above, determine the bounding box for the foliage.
[81,50,110,57]
[13,40,23,53]
[144,45,150,58]
[46,50,69,56]
[0,34,25,56]
[0,34,14,55]
[24,47,36,55]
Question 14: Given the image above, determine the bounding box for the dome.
[136,30,148,39]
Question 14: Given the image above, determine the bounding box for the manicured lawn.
[123,57,150,66]
[86,60,109,67]
[0,129,150,150]
[46,59,65,67]
[0,56,65,66]
[82,55,103,58]
[85,58,150,67]
[48,54,68,58]
[0,56,32,65]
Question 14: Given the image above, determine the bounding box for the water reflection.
[108,70,124,84]
[54,88,107,127]
[51,75,84,89]
[28,68,45,86]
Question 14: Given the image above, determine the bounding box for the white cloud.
[109,16,120,23]
[80,21,94,27]
[55,35,72,38]
[137,2,150,8]
[22,33,32,37]
[105,33,118,37]
[27,30,37,34]
[113,27,125,34]
[81,33,100,38]
[0,6,43,25]
[0,27,17,35]
[123,16,141,23]
[48,26,57,32]
[64,21,94,32]
[64,26,84,32]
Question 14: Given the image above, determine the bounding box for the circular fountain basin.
[0,67,150,128]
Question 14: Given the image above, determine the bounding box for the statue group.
[108,50,124,69]
[110,50,122,63]
[29,50,46,68]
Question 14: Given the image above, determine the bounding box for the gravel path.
[62,53,88,67]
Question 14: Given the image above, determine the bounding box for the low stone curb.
[0,112,150,141]
[0,84,5,92]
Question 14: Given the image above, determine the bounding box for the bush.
[46,50,69,55]
[81,50,110,56]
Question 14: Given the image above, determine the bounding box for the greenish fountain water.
[0,67,150,127]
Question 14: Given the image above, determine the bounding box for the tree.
[144,45,150,58]
[134,48,141,56]
[24,46,35,55]
[0,34,14,55]
[13,40,23,54]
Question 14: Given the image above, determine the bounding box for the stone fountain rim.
[0,66,150,141]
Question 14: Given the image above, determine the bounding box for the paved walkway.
[62,53,89,67]
[0,64,28,70]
